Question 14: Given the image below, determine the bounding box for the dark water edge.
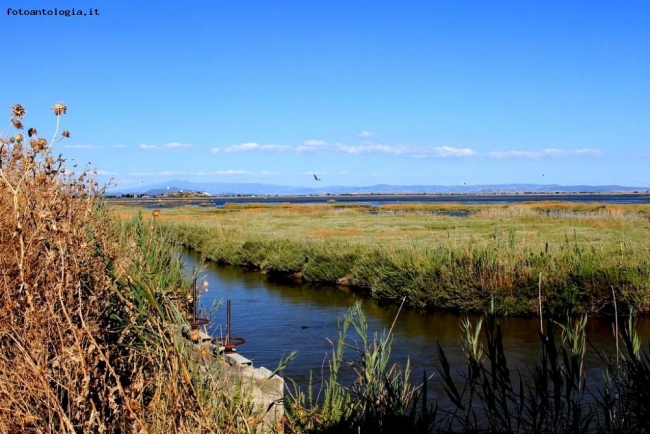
[182,250,650,404]
[112,192,650,209]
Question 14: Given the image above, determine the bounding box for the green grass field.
[114,201,650,316]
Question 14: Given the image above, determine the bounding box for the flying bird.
[314,174,321,181]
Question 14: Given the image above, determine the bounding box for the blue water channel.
[182,250,650,404]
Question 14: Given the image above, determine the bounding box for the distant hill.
[110,180,649,197]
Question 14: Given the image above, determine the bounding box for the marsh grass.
[122,203,650,315]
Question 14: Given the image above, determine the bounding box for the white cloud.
[210,140,601,162]
[213,170,251,175]
[489,150,539,159]
[164,142,193,149]
[224,142,291,153]
[260,170,279,176]
[214,140,329,154]
[572,149,603,157]
[296,139,329,153]
[96,170,118,176]
[304,139,327,146]
[433,146,477,157]
[336,144,476,158]
[339,144,401,155]
[203,132,605,165]
[489,148,603,159]
[113,144,126,149]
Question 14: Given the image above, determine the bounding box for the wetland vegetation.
[116,201,650,316]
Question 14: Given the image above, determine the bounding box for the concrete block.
[225,352,253,367]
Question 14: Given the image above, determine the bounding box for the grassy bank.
[116,202,650,316]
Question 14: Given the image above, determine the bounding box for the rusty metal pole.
[193,276,198,323]
[226,299,232,345]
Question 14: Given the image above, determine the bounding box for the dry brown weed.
[0,104,138,432]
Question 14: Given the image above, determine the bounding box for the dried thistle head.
[11,104,26,119]
[30,138,47,152]
[11,118,23,129]
[13,133,23,142]
[28,127,37,137]
[61,130,70,138]
[52,103,67,116]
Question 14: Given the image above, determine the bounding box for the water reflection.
[183,250,647,401]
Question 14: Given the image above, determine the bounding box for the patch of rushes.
[284,301,650,432]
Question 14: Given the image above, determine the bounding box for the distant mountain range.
[111,180,650,196]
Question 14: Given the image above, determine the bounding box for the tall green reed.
[285,300,436,433]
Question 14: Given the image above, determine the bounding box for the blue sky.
[3,0,649,190]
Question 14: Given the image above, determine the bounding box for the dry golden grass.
[0,104,132,432]
[0,106,268,433]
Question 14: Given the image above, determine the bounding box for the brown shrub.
[0,105,282,434]
[0,104,136,432]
